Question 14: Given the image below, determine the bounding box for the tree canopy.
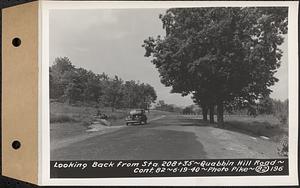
[50,57,157,111]
[143,7,288,125]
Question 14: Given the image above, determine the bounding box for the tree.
[122,81,157,109]
[183,106,194,115]
[192,90,216,123]
[50,57,75,74]
[155,100,176,112]
[258,96,274,114]
[139,83,157,110]
[271,98,288,124]
[49,57,158,110]
[157,100,165,107]
[50,57,75,99]
[122,80,139,108]
[77,69,104,103]
[62,70,85,104]
[143,7,287,126]
[99,76,124,112]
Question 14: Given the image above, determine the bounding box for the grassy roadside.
[222,115,288,157]
[181,114,288,144]
[50,102,128,141]
[50,102,170,141]
[50,102,129,126]
[50,102,172,125]
[181,114,287,141]
[223,115,288,142]
[180,114,288,157]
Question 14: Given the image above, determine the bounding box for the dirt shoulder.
[50,109,168,151]
[152,115,284,158]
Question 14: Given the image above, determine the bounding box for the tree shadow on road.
[173,118,212,127]
[51,127,208,160]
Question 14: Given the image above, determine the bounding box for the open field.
[50,102,125,141]
[50,102,171,141]
[50,102,128,125]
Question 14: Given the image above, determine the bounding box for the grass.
[50,102,130,142]
[182,114,288,157]
[50,102,173,143]
[222,115,289,157]
[50,103,288,148]
[222,115,288,142]
[50,113,77,123]
[50,102,174,126]
[50,102,133,127]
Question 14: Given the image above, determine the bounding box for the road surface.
[51,115,281,160]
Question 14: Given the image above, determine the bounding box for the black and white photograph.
[43,1,298,185]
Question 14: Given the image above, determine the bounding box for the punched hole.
[12,37,21,47]
[12,140,21,150]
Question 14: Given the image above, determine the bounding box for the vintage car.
[126,109,148,125]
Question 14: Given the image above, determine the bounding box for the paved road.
[51,115,280,160]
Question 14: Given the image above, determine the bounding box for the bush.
[273,99,288,125]
[275,112,288,125]
[277,135,288,157]
[50,113,77,123]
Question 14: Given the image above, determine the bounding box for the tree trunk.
[209,105,214,123]
[217,102,224,126]
[202,106,208,121]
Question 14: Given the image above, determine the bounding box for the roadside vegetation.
[143,7,288,126]
[154,100,183,114]
[50,102,132,141]
[50,57,159,136]
[50,102,128,126]
[50,57,157,112]
[155,98,288,157]
[143,7,288,157]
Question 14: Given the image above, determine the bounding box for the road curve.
[51,115,280,160]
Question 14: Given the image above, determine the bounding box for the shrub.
[273,99,288,125]
[276,113,288,125]
[277,135,288,157]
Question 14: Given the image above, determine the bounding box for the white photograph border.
[39,1,299,186]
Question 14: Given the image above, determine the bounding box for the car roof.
[129,109,144,114]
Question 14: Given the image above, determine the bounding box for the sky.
[49,9,288,107]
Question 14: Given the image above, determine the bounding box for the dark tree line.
[258,98,288,124]
[143,7,288,126]
[50,57,157,111]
